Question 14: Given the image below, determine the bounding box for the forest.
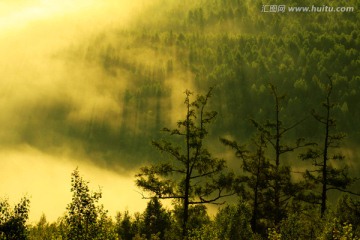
[1,0,360,239]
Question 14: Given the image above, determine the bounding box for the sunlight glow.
[0,0,148,223]
[0,145,146,222]
[0,0,114,32]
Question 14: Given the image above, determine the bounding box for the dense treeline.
[1,167,359,239]
[56,0,360,168]
[2,86,359,239]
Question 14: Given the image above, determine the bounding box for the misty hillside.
[48,0,360,170]
[3,0,357,174]
[1,0,360,238]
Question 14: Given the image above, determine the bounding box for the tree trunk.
[182,95,191,239]
[183,175,190,239]
[274,88,281,225]
[251,183,259,232]
[321,93,330,217]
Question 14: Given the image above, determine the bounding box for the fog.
[0,0,160,222]
[1,0,359,227]
[0,145,145,223]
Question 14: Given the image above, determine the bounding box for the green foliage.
[264,209,360,240]
[300,78,359,217]
[115,211,136,240]
[0,197,30,240]
[278,211,322,240]
[28,214,61,240]
[335,195,360,236]
[141,198,171,240]
[185,201,264,240]
[172,204,210,236]
[187,222,220,240]
[319,218,359,240]
[62,168,117,240]
[221,132,271,234]
[136,88,234,238]
[249,84,310,225]
[214,200,255,240]
[267,228,281,240]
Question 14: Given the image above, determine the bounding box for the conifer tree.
[251,83,310,225]
[300,77,359,217]
[135,88,234,238]
[141,198,171,240]
[115,211,136,240]
[221,132,270,234]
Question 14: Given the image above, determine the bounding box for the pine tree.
[115,211,136,240]
[251,83,310,225]
[221,132,270,234]
[135,88,234,238]
[300,77,359,217]
[141,198,171,240]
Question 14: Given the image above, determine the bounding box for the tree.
[214,200,255,240]
[115,210,137,240]
[28,214,61,240]
[0,197,30,240]
[171,204,211,239]
[141,198,171,240]
[221,132,270,234]
[250,83,310,225]
[300,77,359,217]
[63,168,117,240]
[135,88,234,238]
[335,194,360,236]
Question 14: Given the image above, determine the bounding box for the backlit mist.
[0,0,153,222]
[1,0,359,232]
